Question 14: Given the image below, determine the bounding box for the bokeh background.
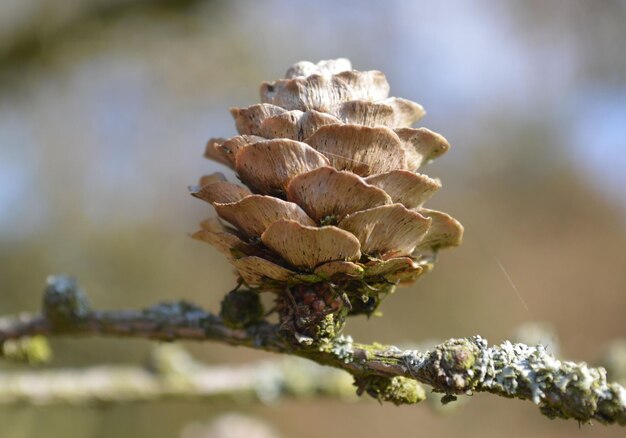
[1,0,625,437]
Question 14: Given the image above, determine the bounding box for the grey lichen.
[401,335,626,424]
[143,300,208,330]
[512,321,560,357]
[329,335,354,363]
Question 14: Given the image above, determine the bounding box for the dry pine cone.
[191,59,463,337]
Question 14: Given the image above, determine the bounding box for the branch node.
[220,289,264,329]
[43,275,91,328]
[426,337,482,394]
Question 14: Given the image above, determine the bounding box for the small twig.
[0,276,624,425]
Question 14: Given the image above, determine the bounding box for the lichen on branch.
[0,276,623,425]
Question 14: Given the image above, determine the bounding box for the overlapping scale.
[260,70,390,112]
[229,104,288,137]
[303,124,410,176]
[231,99,426,140]
[334,97,424,128]
[261,220,361,269]
[365,170,440,209]
[286,167,391,222]
[395,128,450,169]
[190,173,252,204]
[204,135,264,167]
[314,260,364,280]
[364,257,424,283]
[337,204,431,259]
[231,105,340,141]
[235,139,329,195]
[191,218,258,260]
[214,195,314,238]
[233,256,296,287]
[193,58,462,293]
[413,208,464,252]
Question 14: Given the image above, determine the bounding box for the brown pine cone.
[191,59,463,339]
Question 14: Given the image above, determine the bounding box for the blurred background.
[0,0,625,436]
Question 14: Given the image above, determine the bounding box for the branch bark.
[1,276,624,425]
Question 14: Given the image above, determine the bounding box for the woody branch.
[0,343,355,406]
[0,276,624,425]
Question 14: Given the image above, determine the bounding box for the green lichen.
[355,374,426,406]
[316,314,339,342]
[293,311,349,348]
[0,335,52,364]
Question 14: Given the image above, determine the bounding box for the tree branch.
[1,276,624,425]
[0,344,355,406]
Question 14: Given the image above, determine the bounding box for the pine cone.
[191,59,463,339]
